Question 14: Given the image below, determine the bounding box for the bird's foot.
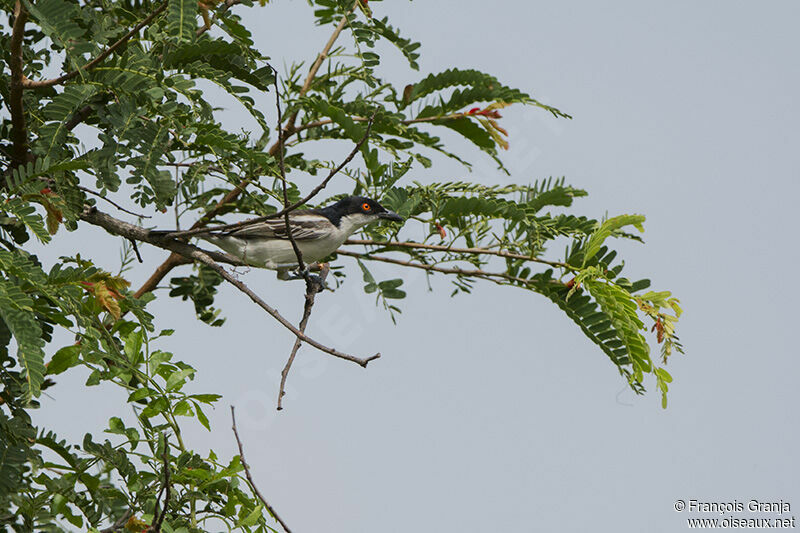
[278,263,330,291]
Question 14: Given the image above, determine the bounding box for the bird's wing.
[223,213,334,241]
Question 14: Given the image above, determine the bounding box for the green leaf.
[583,214,646,266]
[127,387,156,403]
[237,504,263,528]
[165,368,195,391]
[124,330,144,364]
[167,0,198,43]
[140,397,169,418]
[107,417,125,434]
[47,345,81,375]
[192,401,211,430]
[0,278,45,399]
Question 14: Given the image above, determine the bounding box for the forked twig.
[277,265,330,410]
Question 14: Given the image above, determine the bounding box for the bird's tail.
[148,229,213,239]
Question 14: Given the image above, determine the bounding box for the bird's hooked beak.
[377,210,404,222]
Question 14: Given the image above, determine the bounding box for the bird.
[170,196,403,277]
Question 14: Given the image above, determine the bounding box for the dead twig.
[277,265,330,410]
[231,406,292,533]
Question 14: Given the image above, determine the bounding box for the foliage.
[0,0,682,530]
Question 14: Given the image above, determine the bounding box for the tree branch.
[81,207,380,366]
[21,1,168,90]
[8,0,31,166]
[231,406,292,533]
[343,239,577,271]
[285,11,352,130]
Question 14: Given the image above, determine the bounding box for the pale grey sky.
[33,1,799,531]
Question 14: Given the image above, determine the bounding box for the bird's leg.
[306,262,330,293]
[277,263,330,290]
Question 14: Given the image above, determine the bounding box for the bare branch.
[285,11,352,130]
[277,265,329,410]
[21,1,168,89]
[231,406,292,533]
[8,0,31,166]
[80,206,244,266]
[344,239,577,271]
[201,248,378,366]
[81,207,380,366]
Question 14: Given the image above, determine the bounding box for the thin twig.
[128,238,143,263]
[285,11,352,130]
[21,1,169,89]
[274,67,306,272]
[231,406,292,533]
[277,265,329,410]
[79,186,152,218]
[336,249,555,288]
[8,0,30,166]
[343,238,576,271]
[81,207,380,366]
[165,115,375,239]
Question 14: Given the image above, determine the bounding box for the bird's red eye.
[362,202,372,211]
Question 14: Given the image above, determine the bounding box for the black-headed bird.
[181,196,403,277]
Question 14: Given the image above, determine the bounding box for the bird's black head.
[321,196,403,226]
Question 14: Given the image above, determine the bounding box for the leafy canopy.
[0,0,682,530]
